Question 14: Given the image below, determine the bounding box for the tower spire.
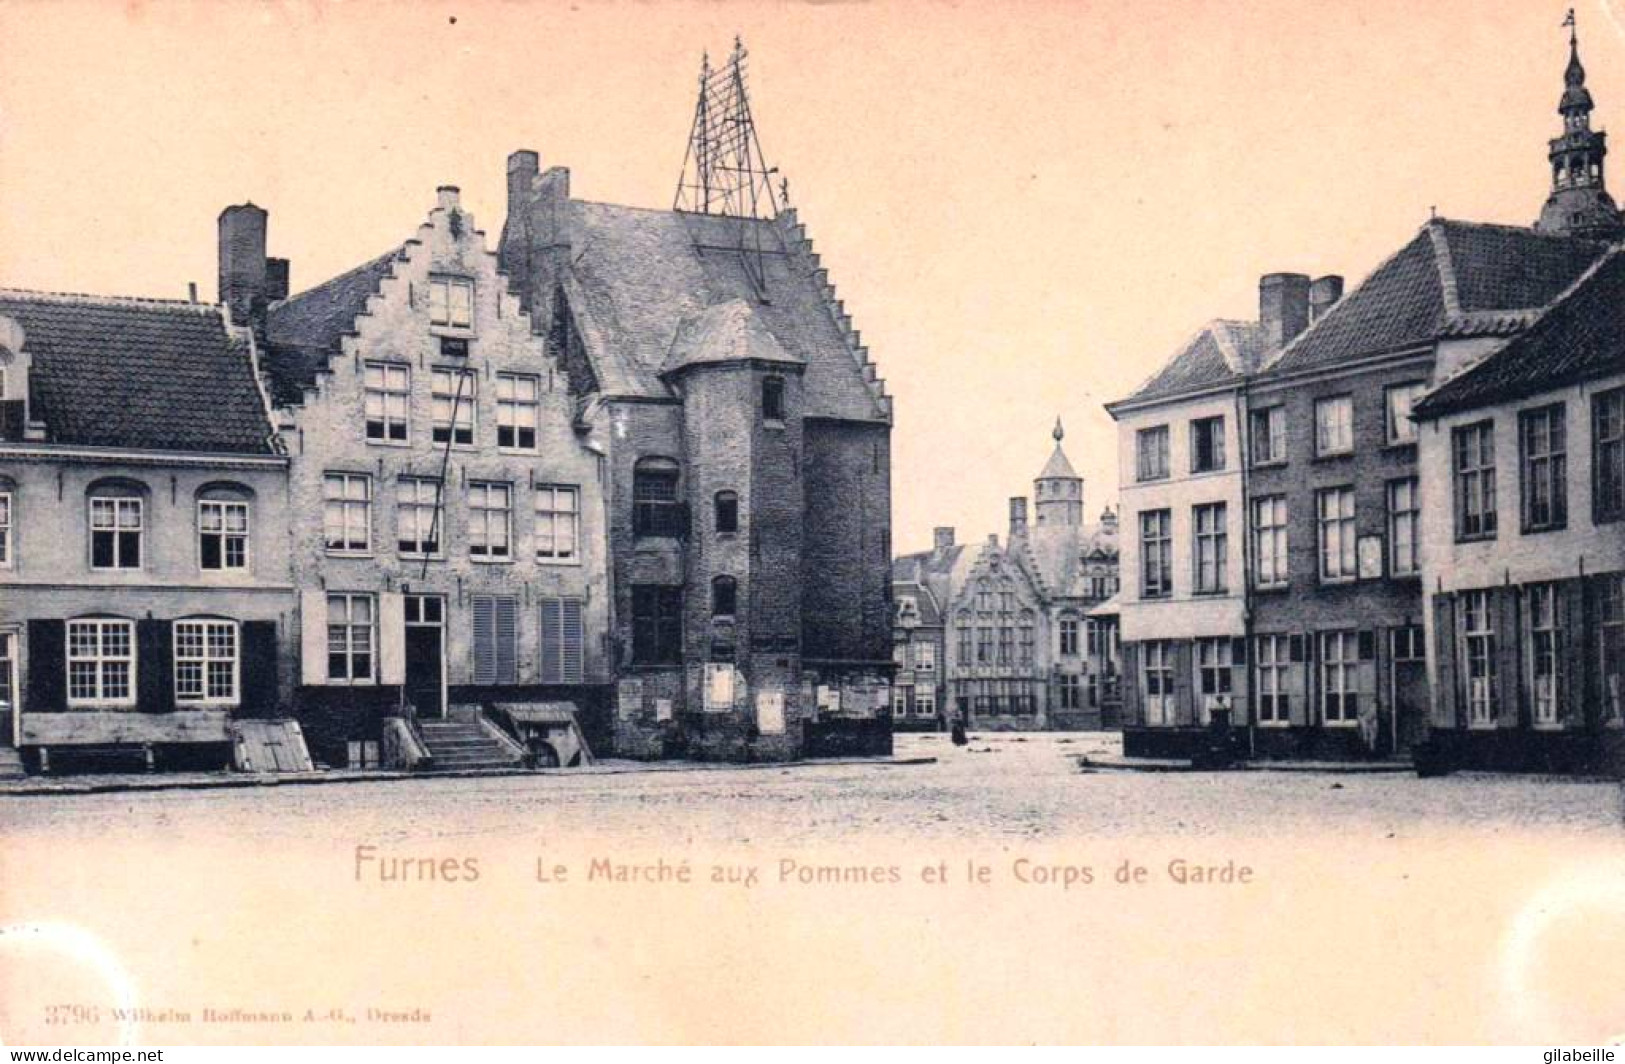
[1535,9,1624,239]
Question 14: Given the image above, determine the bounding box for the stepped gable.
[262,247,407,405]
[0,289,275,454]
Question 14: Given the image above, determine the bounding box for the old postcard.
[1,0,1622,1047]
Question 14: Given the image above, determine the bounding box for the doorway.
[404,595,446,719]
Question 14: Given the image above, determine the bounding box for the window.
[1252,495,1288,588]
[891,686,909,717]
[396,478,443,558]
[1142,641,1174,725]
[996,626,1014,666]
[496,373,540,451]
[1250,406,1285,465]
[712,575,738,618]
[1256,634,1290,725]
[1018,615,1035,667]
[1192,502,1228,594]
[67,618,135,707]
[1136,426,1170,482]
[633,458,684,538]
[326,593,375,683]
[1387,478,1420,577]
[1454,421,1497,539]
[0,631,14,711]
[1321,631,1359,725]
[1140,509,1173,598]
[364,362,410,443]
[534,485,579,562]
[1317,486,1356,581]
[1385,381,1425,445]
[0,490,13,568]
[347,741,381,770]
[914,687,937,717]
[470,595,518,684]
[89,495,143,569]
[1197,637,1233,697]
[1315,396,1354,456]
[1599,575,1624,725]
[631,586,683,666]
[468,482,512,560]
[1526,584,1561,728]
[1595,388,1624,522]
[1059,617,1080,657]
[913,642,936,673]
[1058,673,1081,710]
[1190,416,1225,473]
[976,626,993,665]
[761,377,786,422]
[431,368,476,446]
[429,277,473,328]
[956,620,973,665]
[714,491,739,535]
[1391,625,1425,662]
[1461,591,1497,726]
[323,473,372,554]
[198,499,249,571]
[174,619,238,705]
[1520,404,1568,532]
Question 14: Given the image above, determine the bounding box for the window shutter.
[1299,633,1318,727]
[25,619,66,713]
[495,596,518,684]
[471,596,495,684]
[539,598,563,684]
[1560,578,1586,727]
[1432,593,1458,728]
[1289,634,1305,663]
[1358,630,1376,661]
[1120,643,1141,726]
[562,598,584,683]
[1170,641,1194,726]
[240,620,279,717]
[379,592,405,686]
[138,619,172,713]
[1496,586,1522,728]
[299,589,327,686]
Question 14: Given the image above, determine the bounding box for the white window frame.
[1251,405,1285,465]
[1256,634,1290,726]
[0,490,11,569]
[67,617,136,708]
[1142,641,1174,725]
[174,618,240,706]
[326,593,376,685]
[396,477,444,559]
[1454,421,1498,539]
[468,481,512,561]
[496,373,541,452]
[1193,502,1228,594]
[1252,495,1288,588]
[1315,395,1354,456]
[1140,509,1173,598]
[1059,617,1080,657]
[1136,426,1169,482]
[1600,575,1624,726]
[198,499,250,572]
[429,277,474,329]
[913,686,937,717]
[1317,486,1357,582]
[322,473,372,555]
[431,368,477,447]
[1520,403,1568,532]
[363,361,411,444]
[534,484,580,563]
[913,641,936,674]
[1526,583,1560,729]
[1461,591,1497,728]
[1320,630,1359,726]
[1387,478,1420,577]
[1385,381,1425,445]
[1190,416,1226,474]
[89,495,143,570]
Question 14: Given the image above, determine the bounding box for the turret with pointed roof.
[1536,10,1624,239]
[1034,417,1083,528]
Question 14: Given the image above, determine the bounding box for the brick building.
[227,188,613,769]
[888,528,961,730]
[0,290,291,774]
[497,63,893,760]
[1412,245,1625,772]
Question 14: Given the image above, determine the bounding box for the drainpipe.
[1235,379,1257,760]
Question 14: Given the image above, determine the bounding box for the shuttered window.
[471,595,518,684]
[539,597,585,684]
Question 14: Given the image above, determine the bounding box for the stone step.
[0,747,25,781]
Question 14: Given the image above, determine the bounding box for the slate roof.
[560,202,886,422]
[1014,519,1120,602]
[892,544,964,628]
[263,247,407,405]
[0,290,276,454]
[1037,443,1078,481]
[1112,319,1266,407]
[1261,220,1606,378]
[662,298,802,375]
[1414,244,1625,417]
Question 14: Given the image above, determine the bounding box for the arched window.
[761,377,786,422]
[714,490,739,535]
[196,482,253,572]
[174,616,240,706]
[633,457,683,537]
[86,478,149,571]
[712,575,738,618]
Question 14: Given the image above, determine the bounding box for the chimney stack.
[1009,497,1029,539]
[1309,275,1344,322]
[933,526,956,554]
[506,150,539,216]
[1259,272,1312,349]
[218,203,269,329]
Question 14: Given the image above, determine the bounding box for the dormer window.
[429,277,473,329]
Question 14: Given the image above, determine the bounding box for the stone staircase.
[415,719,522,772]
[0,747,25,780]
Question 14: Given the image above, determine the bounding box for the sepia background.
[2,0,1624,1045]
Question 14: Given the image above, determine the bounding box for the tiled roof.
[661,298,802,375]
[1262,220,1606,377]
[0,290,275,454]
[1415,244,1625,417]
[1113,319,1265,407]
[263,247,406,404]
[561,202,886,422]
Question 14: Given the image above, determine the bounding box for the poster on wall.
[617,678,643,721]
[756,690,785,735]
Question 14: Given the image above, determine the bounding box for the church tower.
[1033,418,1084,528]
[1536,10,1625,239]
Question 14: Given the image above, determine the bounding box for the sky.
[0,0,1617,554]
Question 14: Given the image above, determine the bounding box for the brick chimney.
[1259,273,1312,349]
[1309,275,1344,323]
[218,203,269,328]
[1009,497,1029,539]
